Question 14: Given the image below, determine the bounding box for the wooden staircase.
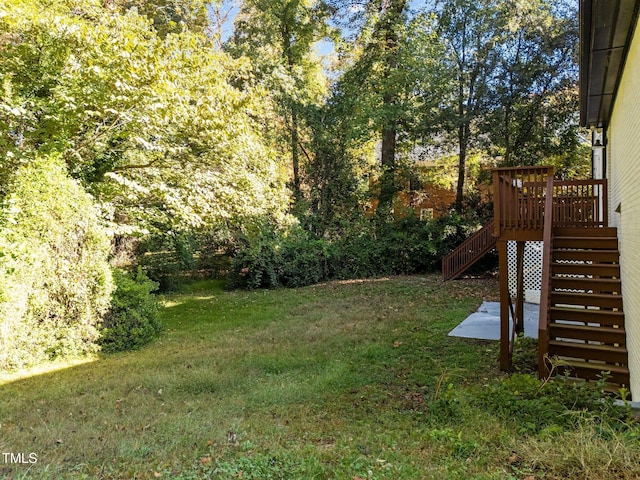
[543,226,630,389]
[441,219,496,281]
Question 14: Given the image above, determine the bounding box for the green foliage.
[99,268,161,353]
[226,0,332,205]
[116,0,211,37]
[0,0,289,234]
[229,213,490,289]
[136,232,198,291]
[228,224,331,289]
[0,155,113,370]
[483,0,583,169]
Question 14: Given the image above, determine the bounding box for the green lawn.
[1,275,639,479]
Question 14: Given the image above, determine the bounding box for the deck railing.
[493,167,608,236]
[552,179,608,227]
[492,166,609,375]
[493,167,553,238]
[538,173,555,378]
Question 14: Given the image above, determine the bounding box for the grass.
[0,275,639,479]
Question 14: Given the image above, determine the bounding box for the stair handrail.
[538,171,555,378]
[442,219,496,281]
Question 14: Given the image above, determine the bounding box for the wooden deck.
[491,166,629,392]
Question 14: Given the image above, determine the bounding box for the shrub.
[99,268,162,353]
[136,232,198,291]
[135,230,234,291]
[228,213,492,289]
[228,226,332,289]
[0,155,114,370]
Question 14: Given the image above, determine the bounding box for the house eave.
[579,0,640,128]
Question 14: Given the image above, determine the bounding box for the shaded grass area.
[1,275,639,479]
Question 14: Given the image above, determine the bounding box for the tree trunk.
[282,19,302,205]
[455,68,467,211]
[379,118,397,209]
[455,122,467,211]
[377,0,406,212]
[290,106,302,204]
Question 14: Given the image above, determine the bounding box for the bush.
[228,226,332,289]
[136,232,198,291]
[0,156,114,370]
[228,213,492,289]
[135,230,234,291]
[99,268,162,353]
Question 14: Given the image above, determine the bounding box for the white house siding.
[608,22,640,399]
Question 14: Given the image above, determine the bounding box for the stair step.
[542,227,629,390]
[552,249,619,263]
[553,360,630,386]
[548,341,628,364]
[553,237,618,249]
[551,262,620,277]
[553,227,618,237]
[550,292,623,309]
[551,276,621,293]
[548,323,626,344]
[549,306,625,327]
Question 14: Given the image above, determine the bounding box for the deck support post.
[515,241,525,335]
[498,240,511,370]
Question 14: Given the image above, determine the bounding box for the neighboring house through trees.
[366,160,458,220]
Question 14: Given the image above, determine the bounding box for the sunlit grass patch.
[0,356,99,386]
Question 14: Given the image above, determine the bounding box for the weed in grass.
[514,417,640,479]
[510,334,538,374]
[477,372,637,436]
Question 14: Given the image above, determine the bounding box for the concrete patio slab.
[448,301,539,340]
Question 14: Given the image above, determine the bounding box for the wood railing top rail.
[553,178,608,186]
[492,166,553,238]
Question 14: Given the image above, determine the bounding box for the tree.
[227,0,332,207]
[325,1,445,214]
[433,0,504,210]
[0,0,289,234]
[486,0,583,171]
[430,0,585,208]
[0,0,293,367]
[113,0,211,37]
[0,155,113,369]
[209,0,241,49]
[375,0,408,210]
